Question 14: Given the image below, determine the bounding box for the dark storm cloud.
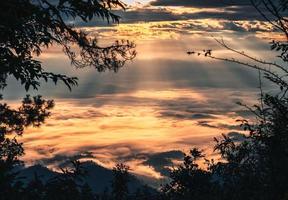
[150,0,252,8]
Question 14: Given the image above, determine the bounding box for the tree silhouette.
[0,0,136,91]
[0,95,54,200]
[111,163,130,200]
[162,149,217,200]
[181,0,288,199]
[81,183,95,200]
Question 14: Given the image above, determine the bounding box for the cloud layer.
[150,0,251,8]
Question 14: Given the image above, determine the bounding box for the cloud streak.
[150,0,252,8]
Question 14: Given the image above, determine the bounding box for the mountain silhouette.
[17,161,154,193]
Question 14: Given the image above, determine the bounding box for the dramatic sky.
[4,0,282,185]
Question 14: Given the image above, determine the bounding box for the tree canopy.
[0,0,136,91]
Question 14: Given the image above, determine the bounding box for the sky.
[4,0,283,185]
[123,0,151,4]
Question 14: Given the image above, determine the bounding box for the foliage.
[173,0,288,199]
[0,0,136,91]
[162,82,288,199]
[111,163,130,200]
[161,149,215,200]
[0,95,54,200]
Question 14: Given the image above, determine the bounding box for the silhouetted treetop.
[251,0,288,63]
[111,163,130,200]
[0,95,54,199]
[0,95,54,137]
[183,1,288,199]
[0,0,136,91]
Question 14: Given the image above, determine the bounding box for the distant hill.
[17,164,58,184]
[17,161,156,194]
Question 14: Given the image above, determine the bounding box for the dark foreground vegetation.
[1,0,288,199]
